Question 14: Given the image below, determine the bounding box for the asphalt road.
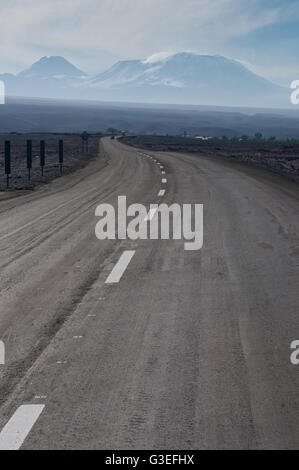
[0,137,298,450]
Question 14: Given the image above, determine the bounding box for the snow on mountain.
[18,56,87,79]
[0,53,289,107]
[85,52,287,107]
[90,52,276,90]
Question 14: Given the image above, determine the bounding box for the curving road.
[0,137,299,449]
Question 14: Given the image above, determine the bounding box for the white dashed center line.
[0,404,45,450]
[158,189,166,197]
[162,178,167,183]
[144,208,158,221]
[105,250,135,284]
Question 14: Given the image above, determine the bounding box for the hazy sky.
[0,0,298,84]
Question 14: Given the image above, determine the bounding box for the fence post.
[27,140,32,181]
[40,140,45,176]
[4,141,11,189]
[80,131,90,153]
[59,140,63,174]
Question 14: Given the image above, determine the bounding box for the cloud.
[0,0,298,78]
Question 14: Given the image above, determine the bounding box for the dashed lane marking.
[0,405,45,450]
[105,250,135,284]
[144,208,158,221]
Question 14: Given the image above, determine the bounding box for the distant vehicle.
[195,136,213,141]
[111,135,115,140]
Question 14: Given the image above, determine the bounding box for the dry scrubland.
[121,135,299,182]
[0,133,100,192]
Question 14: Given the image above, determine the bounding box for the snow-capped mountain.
[0,56,87,100]
[0,53,289,107]
[87,52,286,107]
[91,52,268,89]
[18,56,87,79]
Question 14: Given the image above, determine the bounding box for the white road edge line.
[105,250,135,284]
[0,404,45,450]
[158,190,165,197]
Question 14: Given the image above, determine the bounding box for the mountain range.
[0,53,290,108]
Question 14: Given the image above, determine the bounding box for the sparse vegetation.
[121,134,299,182]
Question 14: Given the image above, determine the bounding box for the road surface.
[0,137,298,449]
